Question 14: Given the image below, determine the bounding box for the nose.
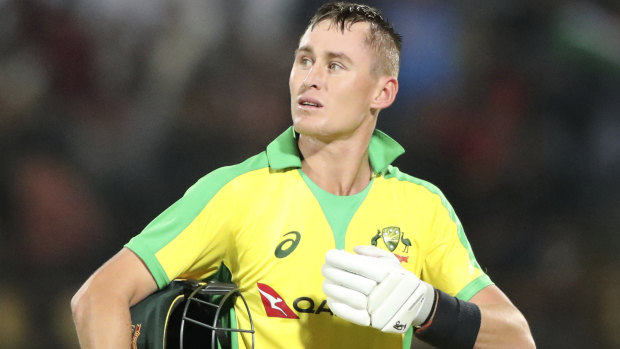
[303,65,324,90]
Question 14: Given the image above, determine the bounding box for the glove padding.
[322,245,435,333]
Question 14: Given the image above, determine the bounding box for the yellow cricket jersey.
[126,127,493,349]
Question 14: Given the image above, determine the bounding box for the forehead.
[298,20,371,53]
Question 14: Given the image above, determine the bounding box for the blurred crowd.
[0,0,619,348]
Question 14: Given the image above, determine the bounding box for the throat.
[297,129,375,196]
[301,160,373,196]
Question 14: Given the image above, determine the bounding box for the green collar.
[265,126,405,174]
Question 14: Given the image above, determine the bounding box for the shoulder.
[381,166,444,197]
[184,151,270,199]
[380,165,459,215]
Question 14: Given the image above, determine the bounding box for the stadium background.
[0,0,619,348]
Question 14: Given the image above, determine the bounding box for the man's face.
[289,20,381,141]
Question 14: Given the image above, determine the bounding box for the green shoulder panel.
[125,152,269,287]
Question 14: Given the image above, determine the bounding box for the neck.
[298,124,376,196]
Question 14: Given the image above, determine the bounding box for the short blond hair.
[307,2,401,77]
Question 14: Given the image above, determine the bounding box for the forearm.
[413,286,534,349]
[72,288,133,349]
[71,248,158,349]
[474,302,535,349]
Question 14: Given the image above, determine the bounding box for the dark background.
[1,0,619,348]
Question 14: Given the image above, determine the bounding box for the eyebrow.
[295,45,353,65]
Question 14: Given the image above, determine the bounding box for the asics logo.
[274,231,301,258]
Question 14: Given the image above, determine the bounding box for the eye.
[298,56,313,67]
[329,62,344,71]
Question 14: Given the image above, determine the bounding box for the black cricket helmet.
[130,279,255,349]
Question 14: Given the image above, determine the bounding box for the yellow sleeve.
[421,194,493,301]
[125,153,268,288]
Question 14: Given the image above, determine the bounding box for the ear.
[370,76,398,110]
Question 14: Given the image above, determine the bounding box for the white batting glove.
[321,245,435,333]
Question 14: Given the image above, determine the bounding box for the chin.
[292,120,315,136]
[293,119,326,138]
[292,114,351,140]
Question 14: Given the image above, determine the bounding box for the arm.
[412,284,534,349]
[469,285,535,348]
[71,247,158,349]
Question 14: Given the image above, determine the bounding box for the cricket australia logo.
[371,226,411,252]
[371,226,411,263]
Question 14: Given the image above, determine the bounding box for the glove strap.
[414,289,481,349]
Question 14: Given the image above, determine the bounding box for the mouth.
[297,97,323,110]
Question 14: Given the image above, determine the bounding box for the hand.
[321,245,435,333]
